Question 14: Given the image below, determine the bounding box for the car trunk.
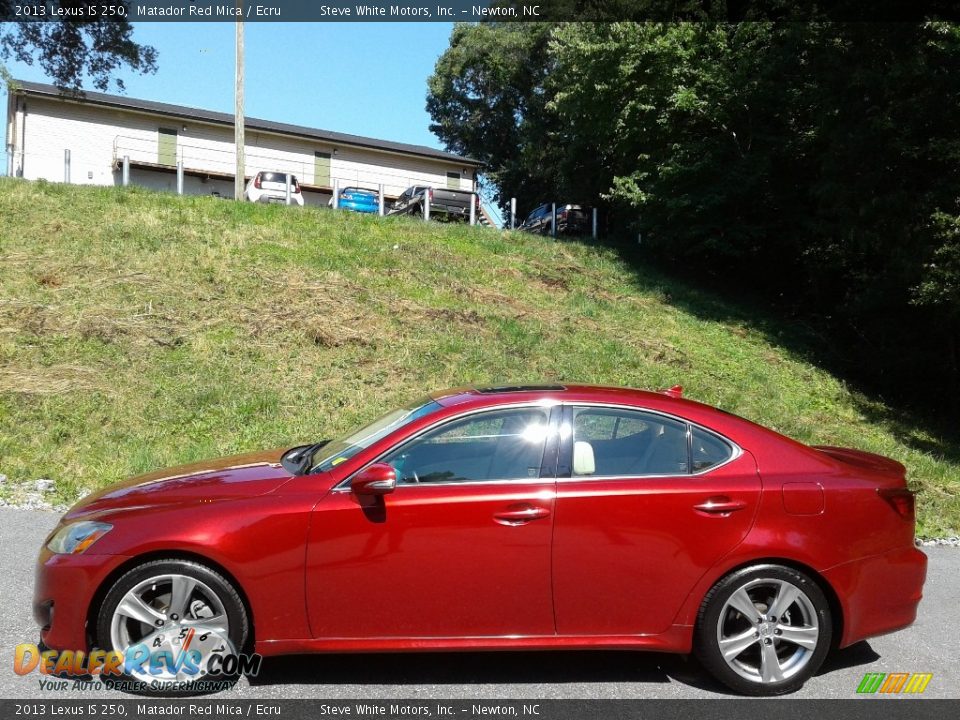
[814,446,916,526]
[813,446,907,487]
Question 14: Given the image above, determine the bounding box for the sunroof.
[475,384,566,394]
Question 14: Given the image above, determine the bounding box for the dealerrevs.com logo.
[856,672,933,695]
[14,625,262,693]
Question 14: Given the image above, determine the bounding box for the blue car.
[330,186,380,214]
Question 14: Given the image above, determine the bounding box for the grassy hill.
[0,178,957,536]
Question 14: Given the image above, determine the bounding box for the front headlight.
[46,521,112,555]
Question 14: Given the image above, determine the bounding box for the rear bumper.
[251,192,304,206]
[824,545,927,648]
[559,221,589,235]
[33,547,130,652]
[430,203,470,219]
[340,203,378,213]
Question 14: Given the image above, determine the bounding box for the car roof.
[427,382,789,442]
[430,383,692,408]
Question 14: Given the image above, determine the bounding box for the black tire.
[96,559,249,695]
[694,564,832,696]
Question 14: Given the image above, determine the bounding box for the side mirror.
[351,463,397,496]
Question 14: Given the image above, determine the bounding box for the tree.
[427,22,558,209]
[0,1,157,91]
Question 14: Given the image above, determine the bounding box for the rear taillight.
[878,488,915,520]
[428,188,434,201]
[294,180,301,194]
[254,174,261,189]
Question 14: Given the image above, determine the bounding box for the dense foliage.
[428,22,960,416]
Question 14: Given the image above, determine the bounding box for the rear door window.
[572,407,689,477]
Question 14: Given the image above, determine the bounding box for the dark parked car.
[34,384,925,695]
[389,185,478,222]
[519,203,589,235]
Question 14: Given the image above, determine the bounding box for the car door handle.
[493,504,551,526]
[694,496,748,516]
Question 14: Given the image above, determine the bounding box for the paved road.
[1,507,956,700]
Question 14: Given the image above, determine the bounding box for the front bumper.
[33,547,130,652]
[824,544,927,648]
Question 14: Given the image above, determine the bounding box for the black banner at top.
[1,0,960,23]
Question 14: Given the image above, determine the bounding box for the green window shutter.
[158,128,178,166]
[446,171,460,190]
[314,151,331,187]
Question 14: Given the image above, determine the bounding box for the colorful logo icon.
[857,672,932,694]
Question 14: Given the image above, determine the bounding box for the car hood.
[64,448,294,520]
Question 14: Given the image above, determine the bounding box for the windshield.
[310,398,442,472]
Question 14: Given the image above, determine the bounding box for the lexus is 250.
[34,384,926,695]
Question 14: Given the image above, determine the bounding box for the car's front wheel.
[96,559,249,692]
[694,564,832,696]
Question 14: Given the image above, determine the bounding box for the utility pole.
[234,3,245,201]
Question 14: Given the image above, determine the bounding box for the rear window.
[260,172,297,183]
[691,427,734,472]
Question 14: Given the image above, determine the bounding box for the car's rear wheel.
[96,559,249,692]
[694,564,832,696]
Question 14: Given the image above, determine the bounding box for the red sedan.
[34,384,926,695]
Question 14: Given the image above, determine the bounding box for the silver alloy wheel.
[716,577,820,684]
[109,573,230,682]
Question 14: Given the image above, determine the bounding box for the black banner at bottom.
[1,699,957,720]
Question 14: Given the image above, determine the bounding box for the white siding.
[12,96,474,198]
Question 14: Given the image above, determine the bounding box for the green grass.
[0,178,957,536]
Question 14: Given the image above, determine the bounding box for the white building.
[4,80,481,207]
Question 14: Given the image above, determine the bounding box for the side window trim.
[539,405,564,479]
[557,405,574,479]
[558,403,740,481]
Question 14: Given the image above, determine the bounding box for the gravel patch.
[918,536,960,547]
[0,494,68,513]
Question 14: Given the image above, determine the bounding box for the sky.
[2,22,456,152]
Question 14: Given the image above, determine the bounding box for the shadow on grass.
[848,397,960,465]
[585,236,959,453]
